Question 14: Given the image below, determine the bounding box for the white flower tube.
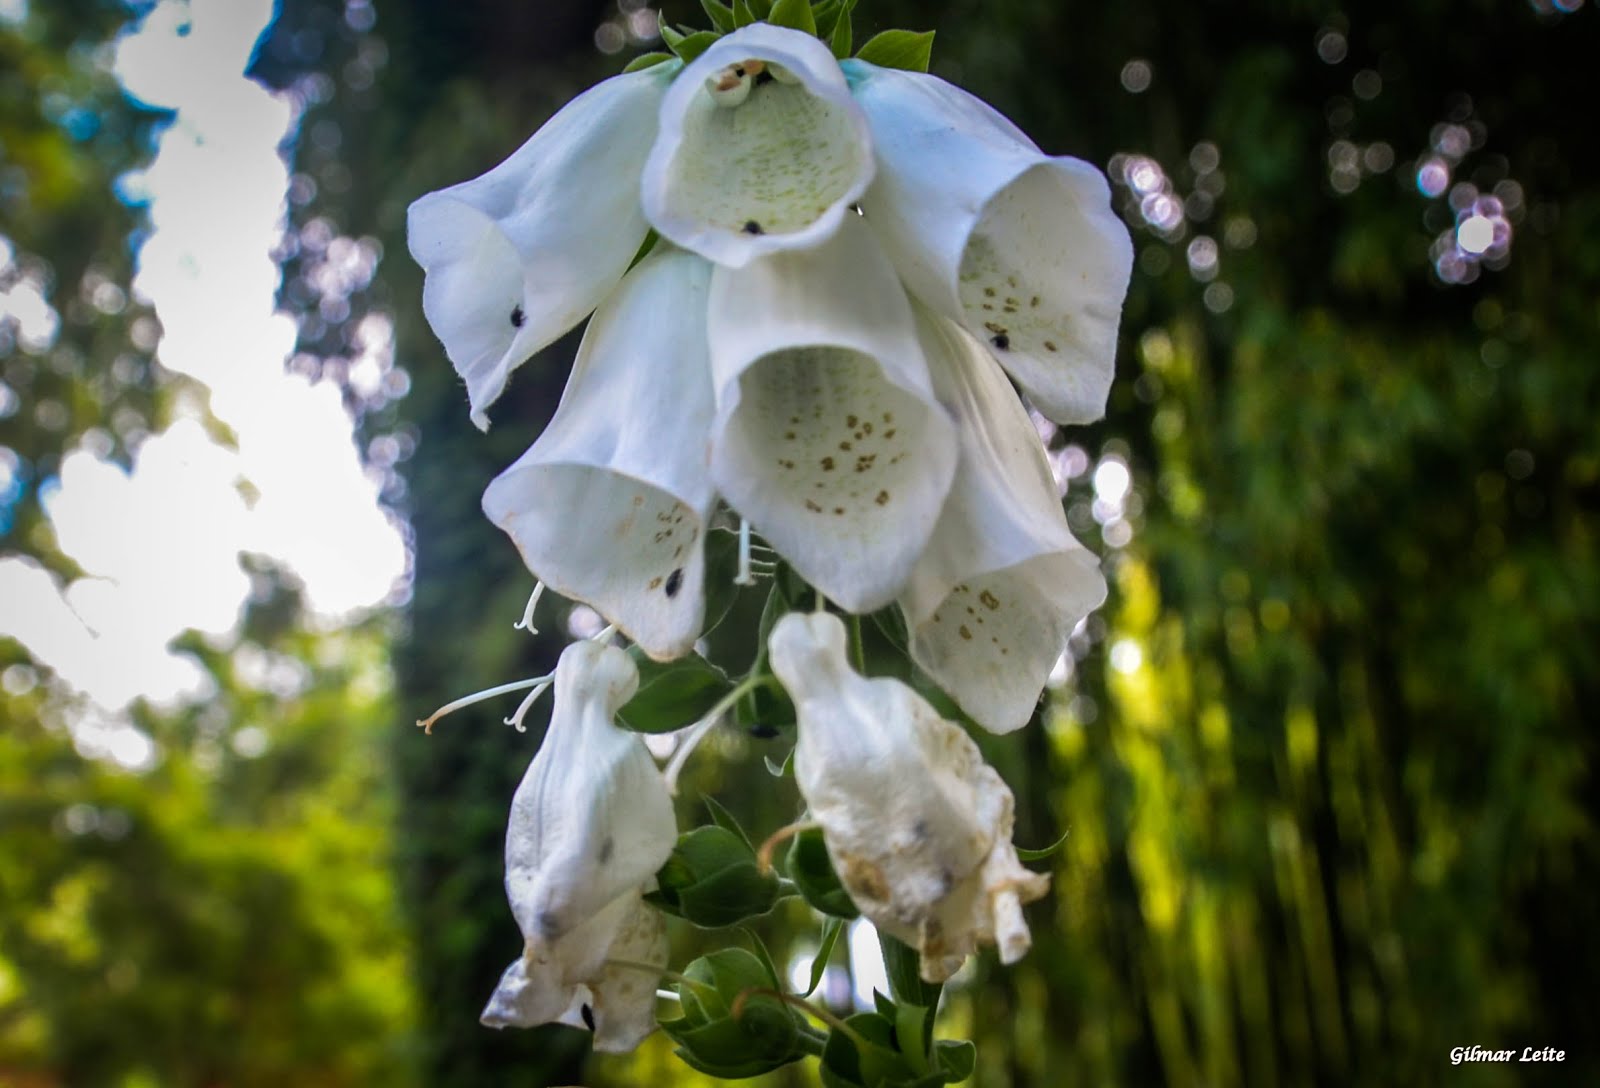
[408,64,673,430]
[481,640,675,1052]
[707,216,956,612]
[483,246,716,661]
[901,306,1106,733]
[642,24,875,267]
[769,612,1049,982]
[845,61,1134,424]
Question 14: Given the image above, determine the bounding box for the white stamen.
[590,623,617,644]
[416,673,554,734]
[503,680,553,733]
[735,518,756,586]
[656,989,682,1002]
[513,582,546,634]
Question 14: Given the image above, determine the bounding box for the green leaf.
[934,1039,977,1081]
[854,29,935,73]
[657,12,685,49]
[830,0,854,59]
[812,0,840,36]
[670,30,722,62]
[704,795,753,849]
[893,1003,932,1075]
[617,651,733,733]
[803,917,845,997]
[733,0,756,27]
[1016,827,1070,862]
[879,932,942,1013]
[737,926,785,988]
[766,0,815,34]
[700,0,736,32]
[747,0,773,15]
[786,827,859,919]
[623,51,674,73]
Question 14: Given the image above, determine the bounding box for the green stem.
[848,613,866,674]
[730,987,872,1052]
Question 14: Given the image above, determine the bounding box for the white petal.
[769,611,1048,980]
[844,61,1134,424]
[407,64,673,429]
[482,246,716,660]
[504,641,677,947]
[480,893,634,1030]
[585,895,669,1053]
[900,307,1106,733]
[642,24,874,268]
[707,216,956,612]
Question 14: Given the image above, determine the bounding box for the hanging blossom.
[768,611,1049,982]
[407,21,1129,726]
[480,639,678,1051]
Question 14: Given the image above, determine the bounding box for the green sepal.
[1016,827,1071,862]
[733,0,756,27]
[657,12,685,50]
[670,30,723,63]
[700,0,736,32]
[830,0,855,59]
[617,649,733,733]
[623,51,674,73]
[880,932,943,1013]
[812,0,841,35]
[785,827,859,919]
[704,794,754,849]
[802,917,846,997]
[766,0,815,34]
[748,0,774,15]
[854,29,936,73]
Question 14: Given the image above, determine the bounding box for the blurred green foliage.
[3,0,1597,1085]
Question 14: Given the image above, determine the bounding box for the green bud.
[648,825,781,927]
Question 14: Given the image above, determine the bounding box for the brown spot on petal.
[980,590,1001,610]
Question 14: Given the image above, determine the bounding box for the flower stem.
[755,818,821,875]
[848,613,866,674]
[663,673,775,793]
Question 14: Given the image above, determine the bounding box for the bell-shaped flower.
[483,245,716,661]
[707,215,957,612]
[844,61,1134,424]
[408,63,674,429]
[768,612,1049,983]
[643,24,875,268]
[481,639,677,1051]
[899,305,1106,733]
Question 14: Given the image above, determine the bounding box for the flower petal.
[642,24,875,268]
[482,246,716,660]
[769,611,1048,981]
[844,61,1133,424]
[503,640,677,947]
[480,893,634,1030]
[408,64,673,429]
[584,895,669,1053]
[707,216,956,612]
[900,306,1107,733]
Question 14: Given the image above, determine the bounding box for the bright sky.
[0,0,408,754]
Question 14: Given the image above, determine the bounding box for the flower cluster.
[409,19,1129,732]
[409,4,1133,1074]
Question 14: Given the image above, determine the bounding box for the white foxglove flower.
[707,215,957,612]
[408,64,674,430]
[481,639,677,1051]
[643,24,875,268]
[845,61,1134,424]
[900,305,1106,733]
[483,245,716,661]
[768,612,1049,983]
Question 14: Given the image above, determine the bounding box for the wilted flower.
[481,639,677,1052]
[768,611,1049,982]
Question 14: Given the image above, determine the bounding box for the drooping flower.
[707,214,957,613]
[899,303,1106,733]
[845,60,1135,424]
[481,639,677,1051]
[767,611,1049,982]
[482,244,716,661]
[407,62,675,430]
[642,24,876,267]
